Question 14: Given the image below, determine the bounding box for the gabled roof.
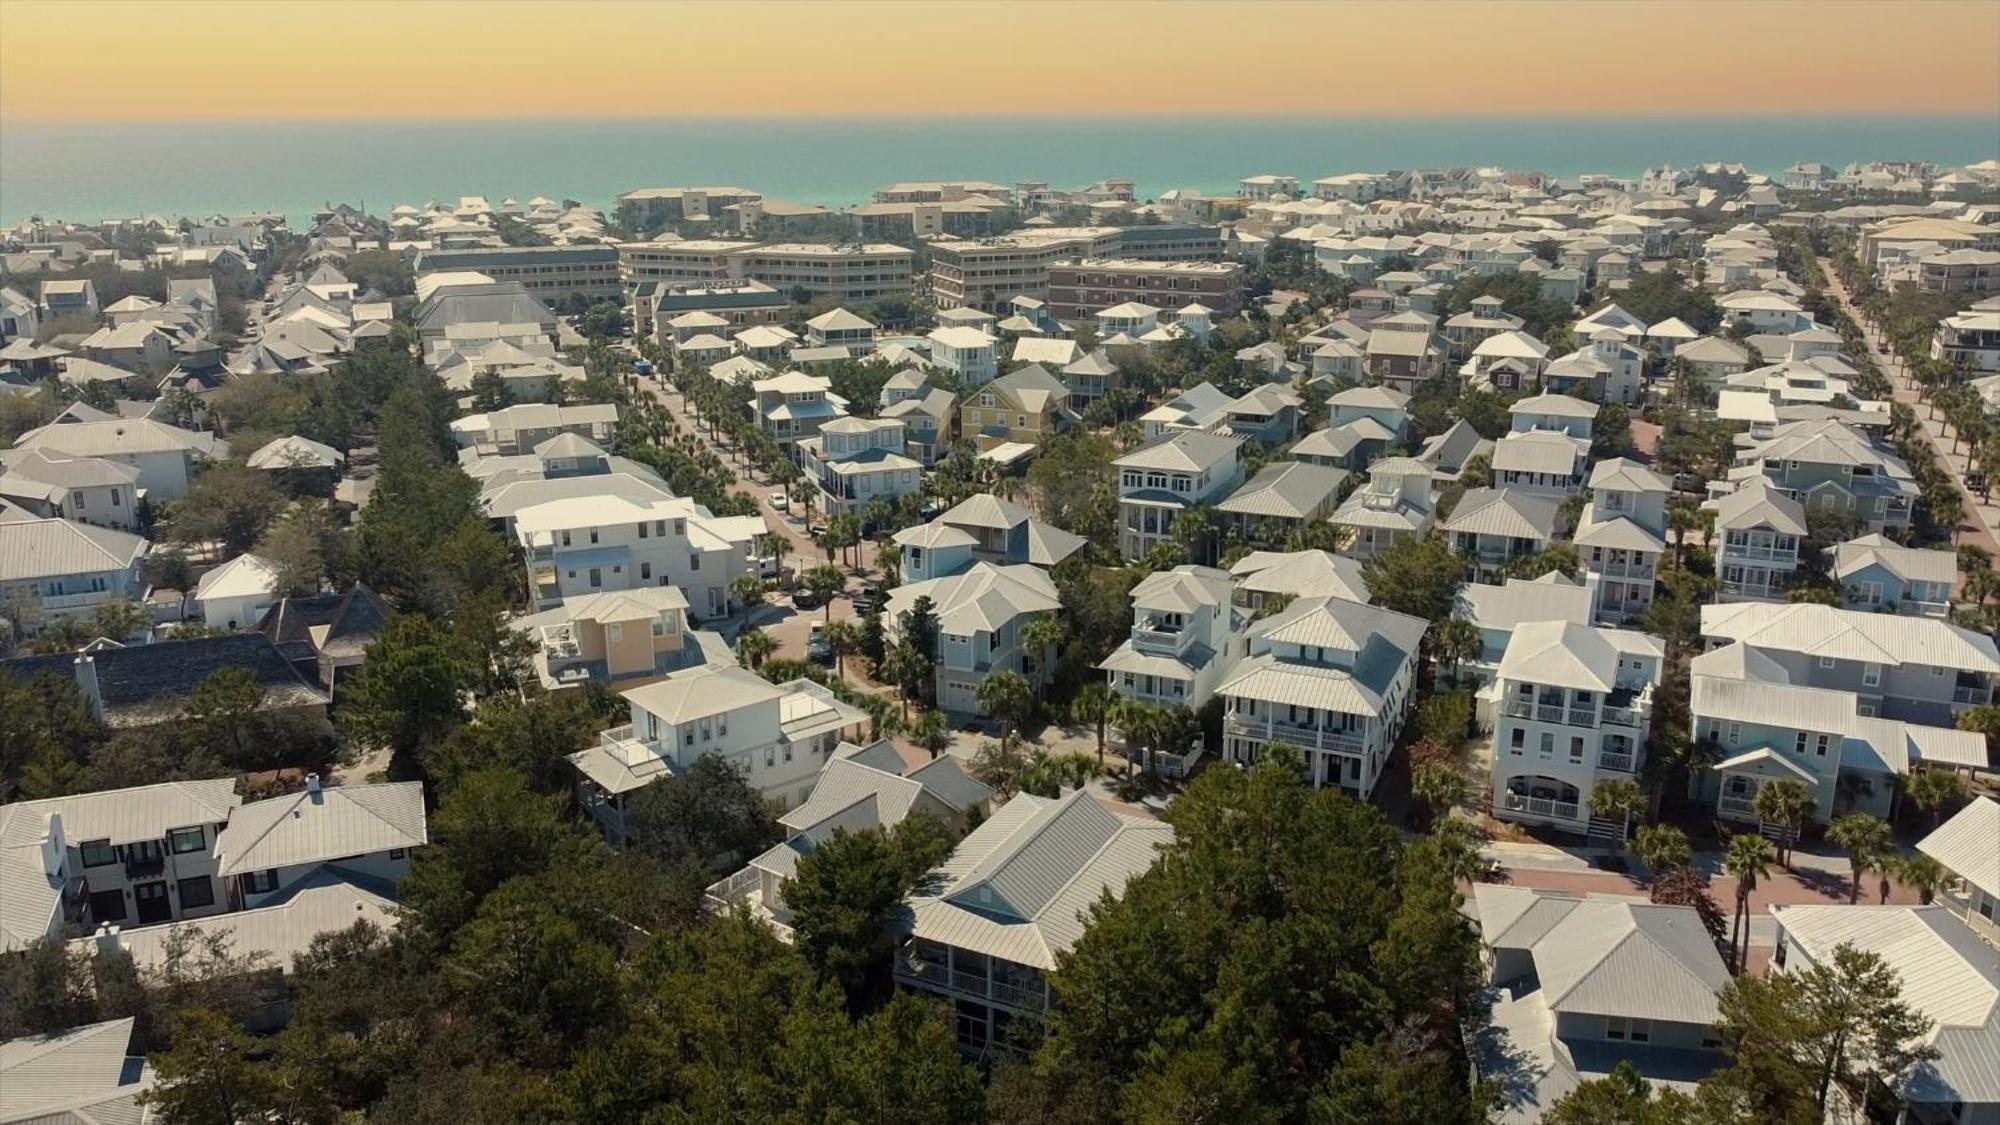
[1587,457,1670,493]
[1831,533,1957,586]
[622,663,785,724]
[1492,430,1586,476]
[1702,477,1807,534]
[1441,486,1561,541]
[1216,461,1347,520]
[886,562,1060,636]
[1532,900,1731,1024]
[1114,428,1242,473]
[1130,565,1235,615]
[1917,797,1999,899]
[1498,620,1661,691]
[1230,549,1369,604]
[0,1017,151,1124]
[214,781,426,877]
[1510,392,1599,419]
[1700,602,2000,674]
[195,552,282,602]
[1458,573,1593,632]
[1328,384,1410,411]
[906,790,1171,969]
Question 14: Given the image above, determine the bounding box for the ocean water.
[1,115,1994,226]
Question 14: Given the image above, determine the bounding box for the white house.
[1113,430,1245,561]
[1328,456,1436,558]
[571,667,868,839]
[513,494,762,618]
[1099,565,1245,723]
[1490,621,1663,840]
[1703,477,1807,603]
[0,517,150,628]
[1918,797,1999,946]
[797,416,923,520]
[12,413,225,502]
[926,326,998,385]
[1215,595,1426,800]
[193,553,284,630]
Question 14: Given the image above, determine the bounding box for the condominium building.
[643,281,790,343]
[896,790,1171,1057]
[1931,308,2000,373]
[1490,621,1662,840]
[736,243,914,302]
[613,186,763,233]
[1045,257,1245,320]
[619,238,760,288]
[571,667,868,839]
[1216,595,1426,799]
[412,245,623,302]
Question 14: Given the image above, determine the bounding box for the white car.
[769,491,790,512]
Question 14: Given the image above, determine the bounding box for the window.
[1605,1017,1652,1043]
[1539,732,1554,756]
[177,877,215,909]
[72,491,85,510]
[111,490,121,507]
[1726,722,1740,743]
[1509,729,1524,753]
[1862,663,1881,687]
[80,839,117,868]
[389,848,407,860]
[1795,731,1809,756]
[765,747,776,768]
[588,567,602,588]
[1818,656,1836,669]
[245,870,279,895]
[690,554,701,571]
[640,563,652,581]
[1814,734,1830,757]
[167,826,205,854]
[1569,737,1584,763]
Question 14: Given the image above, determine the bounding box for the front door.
[89,887,127,924]
[133,881,171,924]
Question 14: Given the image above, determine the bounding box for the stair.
[1584,815,1629,843]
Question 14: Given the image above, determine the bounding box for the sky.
[3,0,1998,122]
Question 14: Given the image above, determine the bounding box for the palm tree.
[878,642,925,720]
[1412,763,1472,827]
[761,533,793,587]
[1891,853,1947,905]
[802,565,844,624]
[1752,779,1813,866]
[876,539,903,586]
[914,708,952,760]
[976,670,1035,743]
[730,575,767,617]
[1666,500,1698,564]
[1827,812,1893,905]
[1108,697,1164,780]
[1071,681,1116,768]
[1020,614,1066,695]
[1430,817,1486,886]
[1587,779,1645,861]
[824,619,860,684]
[1430,616,1481,688]
[735,627,776,670]
[1904,767,1968,830]
[1632,822,1692,877]
[1724,832,1774,974]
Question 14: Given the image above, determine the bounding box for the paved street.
[1817,257,2000,573]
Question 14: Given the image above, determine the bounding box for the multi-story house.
[0,779,241,945]
[962,364,1074,453]
[12,411,225,502]
[1219,383,1302,444]
[1456,572,1596,691]
[1139,382,1234,437]
[880,384,958,466]
[1543,329,1646,405]
[1471,888,1732,1123]
[1769,904,1999,1125]
[1099,565,1245,721]
[1915,248,2000,295]
[0,449,141,531]
[896,790,1172,1057]
[1929,309,2000,372]
[1720,418,1917,533]
[1575,458,1670,624]
[1060,349,1121,406]
[1227,549,1370,614]
[1703,477,1807,602]
[885,563,1062,717]
[1699,601,2000,728]
[1364,328,1440,393]
[802,307,877,356]
[1215,595,1426,799]
[893,493,1085,583]
[449,402,619,458]
[1718,290,1812,335]
[1440,295,1524,360]
[1463,330,1551,394]
[751,369,848,448]
[571,666,868,839]
[213,778,425,910]
[40,278,99,320]
[1113,430,1245,561]
[1442,487,1563,584]
[798,417,923,520]
[1216,461,1348,545]
[708,740,993,941]
[512,494,760,617]
[512,587,728,690]
[0,517,149,627]
[1327,384,1410,441]
[1491,429,1588,494]
[1328,456,1436,559]
[1917,797,1999,945]
[925,326,999,384]
[1490,621,1662,839]
[1509,392,1597,440]
[1676,336,1752,383]
[1832,533,1957,616]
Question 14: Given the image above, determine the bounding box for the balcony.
[1953,684,1992,706]
[1129,622,1191,656]
[1499,792,1581,822]
[1597,749,1635,773]
[1226,715,1365,754]
[123,852,165,880]
[1500,700,1598,729]
[1720,543,1793,562]
[40,590,115,611]
[1600,705,1644,728]
[895,952,1047,1013]
[1593,558,1655,579]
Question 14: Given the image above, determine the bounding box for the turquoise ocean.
[1,115,1995,226]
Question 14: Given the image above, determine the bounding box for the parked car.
[793,586,825,610]
[751,555,781,579]
[769,490,790,512]
[807,622,831,663]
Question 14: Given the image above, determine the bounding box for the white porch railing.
[1499,793,1581,821]
[1597,750,1635,773]
[1717,795,1759,821]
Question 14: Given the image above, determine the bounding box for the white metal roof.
[1701,602,2000,675]
[1917,797,1999,900]
[213,781,426,877]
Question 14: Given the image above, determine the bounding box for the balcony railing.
[1226,716,1365,754]
[1499,793,1581,822]
[124,852,165,879]
[1600,705,1644,728]
[1500,700,1599,729]
[1952,685,1992,705]
[1594,558,1655,579]
[1720,543,1792,561]
[599,724,637,750]
[896,953,1047,1013]
[1598,750,1636,773]
[41,590,115,611]
[1717,795,1759,821]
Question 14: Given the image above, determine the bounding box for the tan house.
[514,587,730,690]
[961,364,1075,453]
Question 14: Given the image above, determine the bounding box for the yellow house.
[961,363,1074,454]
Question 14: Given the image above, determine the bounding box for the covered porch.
[1711,746,1819,826]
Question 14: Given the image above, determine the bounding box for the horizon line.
[6,109,1999,129]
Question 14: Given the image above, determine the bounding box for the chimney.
[305,774,322,801]
[72,655,103,721]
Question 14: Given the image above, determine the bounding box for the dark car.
[792,587,825,610]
